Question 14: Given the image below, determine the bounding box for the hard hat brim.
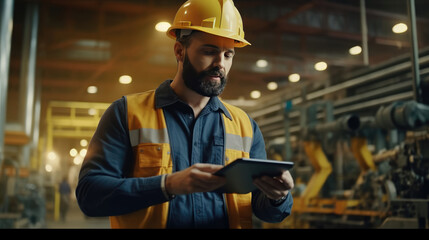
[167,26,251,48]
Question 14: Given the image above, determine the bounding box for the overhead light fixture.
[119,75,132,84]
[267,82,278,91]
[349,46,362,55]
[79,149,87,157]
[392,23,407,34]
[80,139,88,147]
[45,164,53,172]
[88,108,97,116]
[47,151,57,161]
[250,90,261,99]
[288,73,300,83]
[314,61,328,71]
[256,59,268,68]
[155,22,171,32]
[69,148,78,157]
[73,156,83,165]
[87,86,98,94]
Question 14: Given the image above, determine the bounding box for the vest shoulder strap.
[126,91,169,147]
[221,100,253,154]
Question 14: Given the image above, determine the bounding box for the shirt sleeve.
[75,97,168,217]
[249,117,294,223]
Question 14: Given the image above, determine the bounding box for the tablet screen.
[214,158,294,194]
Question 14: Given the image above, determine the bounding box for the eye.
[225,52,234,59]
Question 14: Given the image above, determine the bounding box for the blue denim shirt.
[76,80,293,228]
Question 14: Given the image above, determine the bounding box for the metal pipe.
[0,0,14,169]
[250,54,429,119]
[19,3,39,137]
[311,114,361,135]
[18,3,39,167]
[407,0,422,103]
[360,0,369,65]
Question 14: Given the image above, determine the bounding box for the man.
[76,0,294,229]
[59,177,71,222]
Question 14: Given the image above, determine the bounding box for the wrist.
[161,174,176,200]
[269,192,288,206]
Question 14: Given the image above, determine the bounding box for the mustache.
[203,67,225,79]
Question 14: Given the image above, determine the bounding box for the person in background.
[59,177,71,222]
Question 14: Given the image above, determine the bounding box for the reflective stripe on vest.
[110,90,253,229]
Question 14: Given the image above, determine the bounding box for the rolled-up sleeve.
[248,117,294,223]
[75,97,168,217]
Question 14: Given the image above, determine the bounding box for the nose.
[213,53,225,70]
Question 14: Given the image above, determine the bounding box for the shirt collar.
[155,80,232,120]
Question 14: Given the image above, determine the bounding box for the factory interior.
[1,0,429,229]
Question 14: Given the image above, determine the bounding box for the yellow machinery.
[350,137,376,186]
[46,101,111,150]
[296,140,332,209]
[45,101,110,221]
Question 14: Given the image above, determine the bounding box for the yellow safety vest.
[110,90,254,229]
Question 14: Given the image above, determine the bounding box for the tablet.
[214,158,294,194]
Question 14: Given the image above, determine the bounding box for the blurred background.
[0,0,428,229]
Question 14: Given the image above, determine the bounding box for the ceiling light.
[69,148,78,157]
[155,22,171,32]
[45,164,53,172]
[267,82,278,91]
[47,151,57,161]
[256,59,268,68]
[288,73,300,83]
[349,46,362,55]
[80,139,88,147]
[79,149,87,157]
[392,23,407,34]
[314,61,327,71]
[87,86,98,94]
[119,75,132,84]
[250,90,261,99]
[88,108,97,116]
[73,156,83,165]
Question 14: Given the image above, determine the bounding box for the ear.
[174,42,185,63]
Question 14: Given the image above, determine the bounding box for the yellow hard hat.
[167,0,250,48]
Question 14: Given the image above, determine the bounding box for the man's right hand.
[165,163,226,196]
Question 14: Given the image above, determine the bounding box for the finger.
[253,178,283,200]
[190,167,225,183]
[278,171,294,190]
[260,176,289,192]
[189,167,226,191]
[193,163,224,173]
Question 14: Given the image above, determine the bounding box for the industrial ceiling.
[5,0,429,123]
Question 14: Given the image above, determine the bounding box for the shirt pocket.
[133,143,172,178]
[207,135,224,165]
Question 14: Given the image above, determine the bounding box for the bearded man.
[76,0,294,229]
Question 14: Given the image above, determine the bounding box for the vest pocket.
[133,143,172,177]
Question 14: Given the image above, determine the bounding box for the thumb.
[193,163,224,174]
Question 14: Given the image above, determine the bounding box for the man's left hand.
[253,170,294,201]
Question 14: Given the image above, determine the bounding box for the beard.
[182,54,227,97]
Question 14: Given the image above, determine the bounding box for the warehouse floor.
[45,200,109,229]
